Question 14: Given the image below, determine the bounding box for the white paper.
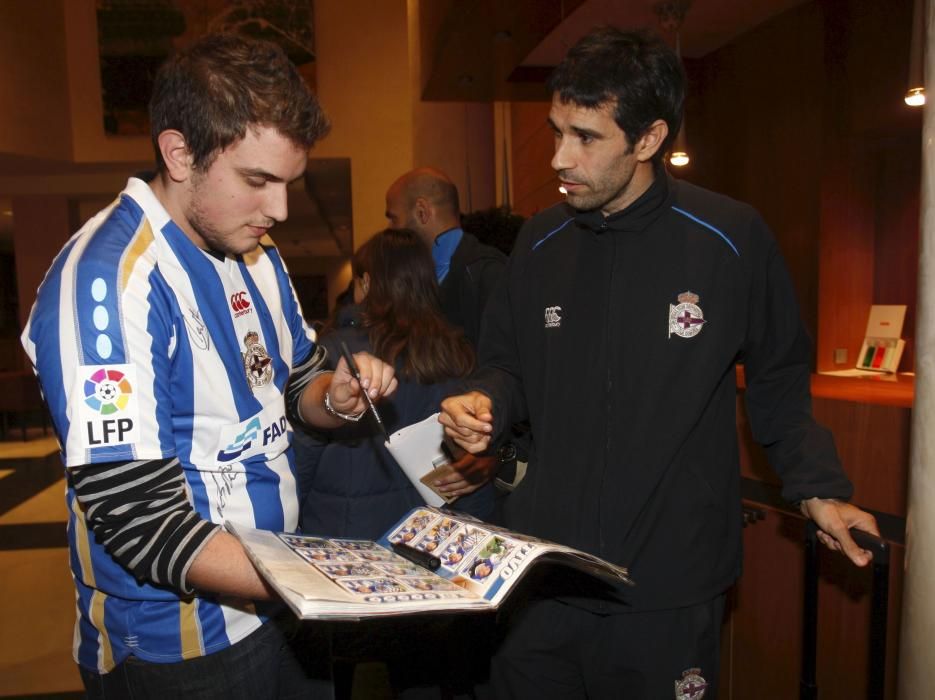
[384,413,448,507]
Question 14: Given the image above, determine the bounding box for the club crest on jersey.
[242,331,273,389]
[668,291,706,339]
[78,364,141,448]
[675,668,707,699]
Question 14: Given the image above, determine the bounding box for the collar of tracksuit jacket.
[571,167,674,234]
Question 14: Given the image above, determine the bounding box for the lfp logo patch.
[78,365,141,449]
[84,368,132,414]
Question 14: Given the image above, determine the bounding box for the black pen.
[392,542,442,571]
[339,340,391,443]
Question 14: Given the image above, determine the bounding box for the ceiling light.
[669,151,690,167]
[655,1,693,167]
[904,87,926,107]
[905,0,926,108]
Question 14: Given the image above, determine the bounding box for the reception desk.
[721,372,910,699]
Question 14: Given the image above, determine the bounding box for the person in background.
[22,33,396,699]
[440,26,879,699]
[297,228,494,699]
[460,205,526,257]
[385,168,525,502]
[385,168,505,348]
[299,227,494,538]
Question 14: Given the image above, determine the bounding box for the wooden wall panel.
[815,542,903,700]
[815,0,919,372]
[734,377,906,698]
[509,101,558,218]
[873,136,921,371]
[685,2,825,346]
[816,142,877,372]
[723,508,805,699]
[725,506,902,700]
[738,380,911,517]
[812,397,911,517]
[688,0,920,373]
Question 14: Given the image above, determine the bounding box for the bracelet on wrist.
[323,391,366,422]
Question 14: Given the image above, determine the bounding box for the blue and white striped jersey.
[22,177,317,672]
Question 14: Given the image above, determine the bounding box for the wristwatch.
[496,442,517,463]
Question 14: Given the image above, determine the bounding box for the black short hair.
[548,27,684,162]
[150,33,330,172]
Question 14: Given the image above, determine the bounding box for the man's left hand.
[800,498,880,567]
[432,454,498,498]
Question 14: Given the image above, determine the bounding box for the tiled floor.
[0,431,83,698]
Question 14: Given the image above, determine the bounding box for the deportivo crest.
[675,668,708,700]
[668,291,706,339]
[242,331,273,389]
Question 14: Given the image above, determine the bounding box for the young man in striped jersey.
[22,34,396,698]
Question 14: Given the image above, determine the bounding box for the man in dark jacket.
[439,27,879,699]
[385,167,505,348]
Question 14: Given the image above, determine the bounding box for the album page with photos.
[229,506,633,620]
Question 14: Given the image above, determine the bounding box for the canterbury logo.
[544,306,562,328]
[230,291,252,315]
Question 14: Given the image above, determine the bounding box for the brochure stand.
[855,305,906,373]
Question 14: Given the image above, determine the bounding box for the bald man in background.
[385,168,505,348]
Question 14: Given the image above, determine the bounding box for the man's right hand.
[439,391,494,454]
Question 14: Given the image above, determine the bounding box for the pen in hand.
[338,341,391,443]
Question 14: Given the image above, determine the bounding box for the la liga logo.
[83,368,132,415]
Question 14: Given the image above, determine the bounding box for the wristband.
[323,391,366,422]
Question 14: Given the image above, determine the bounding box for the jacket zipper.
[599,220,613,559]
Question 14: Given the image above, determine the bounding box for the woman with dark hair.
[297,228,494,540]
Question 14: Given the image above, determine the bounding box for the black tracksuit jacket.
[469,173,853,612]
[440,232,506,349]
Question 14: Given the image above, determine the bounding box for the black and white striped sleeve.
[285,343,330,430]
[68,457,220,594]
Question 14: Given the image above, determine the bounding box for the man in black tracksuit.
[439,28,879,699]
